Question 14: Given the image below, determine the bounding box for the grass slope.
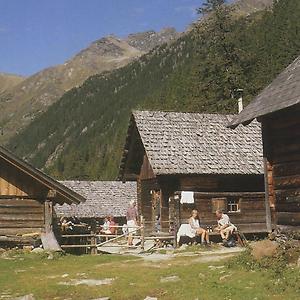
[7,0,300,180]
[0,251,299,300]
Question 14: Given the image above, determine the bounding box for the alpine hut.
[0,146,85,247]
[229,55,300,229]
[119,111,267,234]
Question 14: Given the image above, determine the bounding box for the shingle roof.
[0,146,85,205]
[229,55,300,128]
[123,111,263,175]
[55,181,137,218]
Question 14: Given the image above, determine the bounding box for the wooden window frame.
[227,198,242,214]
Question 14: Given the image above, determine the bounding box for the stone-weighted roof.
[229,55,300,128]
[55,181,137,218]
[121,111,263,176]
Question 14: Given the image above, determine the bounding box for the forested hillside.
[8,0,300,180]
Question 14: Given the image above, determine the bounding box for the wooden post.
[173,216,177,248]
[90,231,97,255]
[262,123,273,233]
[44,200,53,233]
[141,215,145,250]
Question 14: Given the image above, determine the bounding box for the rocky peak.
[126,27,180,52]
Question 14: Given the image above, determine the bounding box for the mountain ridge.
[0,28,179,142]
[7,0,299,180]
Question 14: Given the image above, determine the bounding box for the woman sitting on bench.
[189,209,210,245]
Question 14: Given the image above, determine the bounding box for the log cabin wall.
[0,158,49,236]
[262,105,300,226]
[0,198,45,236]
[176,192,266,233]
[137,154,265,232]
[170,174,266,233]
[178,174,264,192]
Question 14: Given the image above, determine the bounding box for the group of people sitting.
[186,209,237,245]
[100,216,117,235]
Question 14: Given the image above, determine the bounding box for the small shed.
[0,146,85,245]
[119,111,267,233]
[55,181,137,225]
[229,55,300,228]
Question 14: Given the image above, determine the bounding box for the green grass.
[0,250,299,300]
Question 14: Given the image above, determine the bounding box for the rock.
[13,294,35,300]
[23,246,33,252]
[144,297,157,300]
[31,247,44,253]
[91,298,110,300]
[297,256,300,268]
[251,240,279,260]
[219,274,231,281]
[47,252,54,260]
[59,278,115,286]
[160,275,180,283]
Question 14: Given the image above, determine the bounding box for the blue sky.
[0,0,203,76]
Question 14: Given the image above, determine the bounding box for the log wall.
[0,198,44,235]
[176,192,267,233]
[263,105,300,226]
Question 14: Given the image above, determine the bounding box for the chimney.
[238,96,243,113]
[235,88,244,113]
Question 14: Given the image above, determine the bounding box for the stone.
[13,294,35,300]
[59,278,115,286]
[31,248,44,253]
[219,274,231,281]
[160,275,180,283]
[297,256,300,268]
[144,297,157,300]
[251,240,279,260]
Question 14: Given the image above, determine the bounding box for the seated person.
[189,209,210,245]
[215,210,237,242]
[100,217,111,235]
[60,217,74,232]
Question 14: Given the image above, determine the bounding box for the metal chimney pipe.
[235,88,244,113]
[238,97,243,113]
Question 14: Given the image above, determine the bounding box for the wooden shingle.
[55,181,137,218]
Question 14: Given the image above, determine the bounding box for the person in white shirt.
[215,210,237,242]
[189,209,210,245]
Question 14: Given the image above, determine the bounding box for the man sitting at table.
[215,210,237,242]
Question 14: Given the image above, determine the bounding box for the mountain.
[234,0,273,14]
[7,0,300,180]
[0,72,25,95]
[0,28,179,143]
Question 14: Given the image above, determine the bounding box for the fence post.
[141,215,145,250]
[173,217,178,248]
[91,231,97,255]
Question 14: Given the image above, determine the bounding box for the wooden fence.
[60,216,177,254]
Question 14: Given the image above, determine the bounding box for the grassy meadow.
[0,249,299,300]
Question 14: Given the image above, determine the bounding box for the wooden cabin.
[0,146,85,246]
[55,181,137,226]
[229,55,300,229]
[119,111,267,234]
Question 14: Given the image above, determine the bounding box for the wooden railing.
[60,216,178,254]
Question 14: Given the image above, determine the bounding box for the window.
[227,199,241,213]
